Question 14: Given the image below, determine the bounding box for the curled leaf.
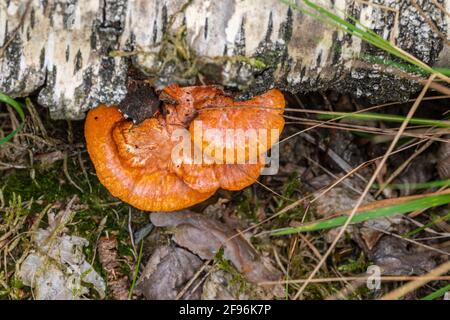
[150,211,282,286]
[136,245,203,300]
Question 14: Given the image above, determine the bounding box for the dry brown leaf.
[370,236,438,275]
[118,66,161,124]
[97,235,130,300]
[136,244,203,300]
[150,211,282,287]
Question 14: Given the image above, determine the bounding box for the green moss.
[235,187,259,222]
[1,155,139,299]
[254,48,282,69]
[214,248,250,295]
[270,173,305,227]
[337,252,368,273]
[3,164,71,203]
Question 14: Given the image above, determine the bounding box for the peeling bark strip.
[0,0,448,119]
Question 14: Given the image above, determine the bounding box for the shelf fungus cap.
[189,88,285,162]
[85,85,285,211]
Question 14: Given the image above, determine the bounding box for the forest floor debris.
[1,90,449,300]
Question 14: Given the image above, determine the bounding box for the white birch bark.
[0,0,447,119]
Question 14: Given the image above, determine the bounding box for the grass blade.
[403,211,450,237]
[316,111,450,128]
[128,239,144,300]
[373,179,450,191]
[421,284,450,300]
[271,190,450,236]
[0,92,25,145]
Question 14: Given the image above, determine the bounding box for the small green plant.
[236,188,259,222]
[275,172,301,209]
[337,252,367,273]
[128,239,144,299]
[0,92,25,145]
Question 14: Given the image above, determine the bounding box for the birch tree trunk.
[0,0,448,119]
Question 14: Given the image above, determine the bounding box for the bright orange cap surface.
[85,85,285,211]
[189,89,285,162]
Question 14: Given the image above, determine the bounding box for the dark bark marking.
[331,31,341,66]
[4,20,8,40]
[39,47,46,69]
[265,11,273,42]
[234,15,246,55]
[161,4,168,34]
[65,45,70,62]
[90,25,97,49]
[152,18,158,43]
[280,6,293,43]
[316,50,322,67]
[30,7,35,29]
[74,49,82,74]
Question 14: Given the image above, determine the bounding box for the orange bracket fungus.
[85,84,285,211]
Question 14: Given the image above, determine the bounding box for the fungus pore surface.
[85,84,285,211]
